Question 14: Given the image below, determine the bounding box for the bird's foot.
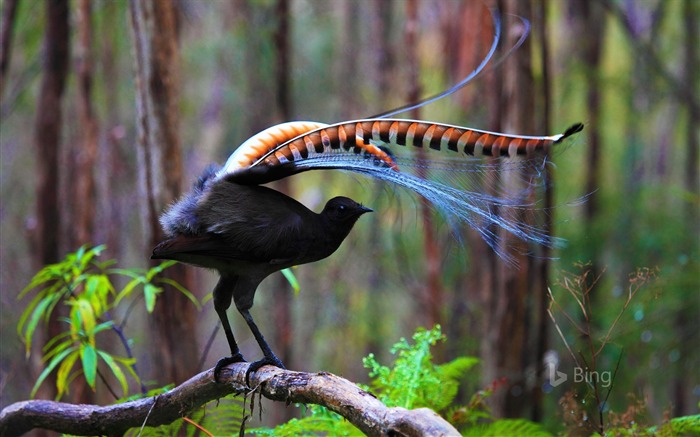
[245,355,286,387]
[214,352,246,383]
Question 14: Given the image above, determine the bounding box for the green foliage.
[17,245,196,400]
[363,325,478,411]
[602,414,700,437]
[665,414,700,435]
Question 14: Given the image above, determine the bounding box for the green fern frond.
[644,414,700,437]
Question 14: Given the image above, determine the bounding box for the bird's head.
[320,196,372,238]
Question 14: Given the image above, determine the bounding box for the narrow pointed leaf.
[81,344,98,389]
[30,345,77,398]
[97,351,129,396]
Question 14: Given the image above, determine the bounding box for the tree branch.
[0,363,459,437]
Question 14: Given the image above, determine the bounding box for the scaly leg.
[212,275,246,382]
[239,307,285,385]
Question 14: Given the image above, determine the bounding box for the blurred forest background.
[0,0,697,433]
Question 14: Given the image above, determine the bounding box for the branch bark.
[0,364,458,437]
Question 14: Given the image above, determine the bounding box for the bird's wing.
[192,183,312,264]
[153,211,305,265]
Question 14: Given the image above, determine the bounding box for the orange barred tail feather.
[220,119,581,185]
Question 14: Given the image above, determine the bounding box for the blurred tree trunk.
[129,0,198,385]
[272,0,293,379]
[370,0,392,108]
[95,0,126,261]
[0,0,19,99]
[460,2,498,373]
[478,0,549,419]
[405,0,444,332]
[445,0,492,364]
[32,0,70,406]
[531,0,553,422]
[270,0,295,424]
[572,0,605,273]
[60,0,98,404]
[338,0,360,117]
[67,0,98,250]
[364,0,393,357]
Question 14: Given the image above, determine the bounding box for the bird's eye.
[337,205,346,212]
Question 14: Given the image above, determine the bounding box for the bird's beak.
[360,205,373,214]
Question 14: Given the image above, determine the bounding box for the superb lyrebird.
[152,119,583,382]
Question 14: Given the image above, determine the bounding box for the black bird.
[152,164,371,380]
[153,119,582,382]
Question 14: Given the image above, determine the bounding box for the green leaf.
[42,336,75,363]
[157,278,200,309]
[92,320,115,335]
[144,283,160,313]
[42,331,73,357]
[42,284,66,322]
[145,260,176,281]
[18,275,51,300]
[20,295,55,358]
[113,355,140,387]
[81,344,98,389]
[18,259,68,299]
[281,268,300,295]
[108,267,144,279]
[85,274,113,303]
[56,349,80,396]
[75,245,87,261]
[98,350,129,396]
[17,290,48,338]
[70,298,97,345]
[31,345,78,398]
[114,277,145,306]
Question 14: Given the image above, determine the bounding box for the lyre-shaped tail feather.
[217,119,583,261]
[220,119,582,184]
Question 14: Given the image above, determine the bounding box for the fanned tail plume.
[216,119,583,261]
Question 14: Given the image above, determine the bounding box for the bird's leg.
[238,307,286,385]
[212,276,246,382]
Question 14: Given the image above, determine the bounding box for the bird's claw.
[245,356,286,387]
[214,352,246,383]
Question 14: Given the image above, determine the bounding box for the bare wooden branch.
[0,363,459,437]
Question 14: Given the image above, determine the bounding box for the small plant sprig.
[548,263,657,435]
[17,245,198,400]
